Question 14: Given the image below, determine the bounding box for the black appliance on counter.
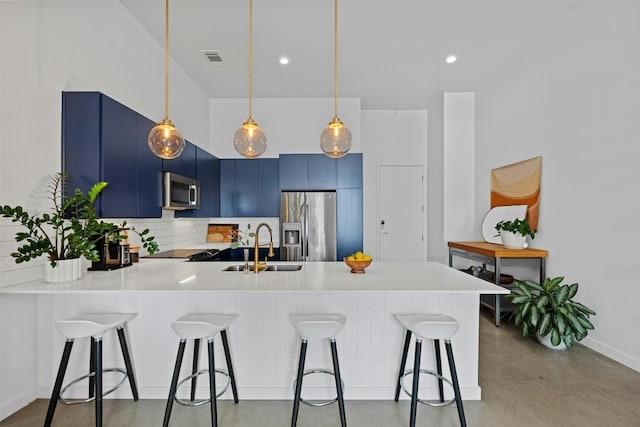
[89,235,131,271]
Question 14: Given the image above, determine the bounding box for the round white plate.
[481,205,528,244]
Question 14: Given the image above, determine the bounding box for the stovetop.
[145,248,220,261]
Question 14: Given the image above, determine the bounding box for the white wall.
[361,110,429,259]
[0,1,210,419]
[475,2,640,370]
[443,93,476,242]
[210,98,361,158]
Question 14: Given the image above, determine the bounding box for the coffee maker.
[90,230,132,271]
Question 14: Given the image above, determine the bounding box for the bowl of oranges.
[344,251,372,274]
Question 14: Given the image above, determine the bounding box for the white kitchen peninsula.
[0,261,507,405]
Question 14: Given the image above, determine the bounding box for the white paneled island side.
[0,261,508,408]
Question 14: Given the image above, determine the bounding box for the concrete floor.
[2,310,640,426]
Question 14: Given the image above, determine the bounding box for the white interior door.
[377,165,424,261]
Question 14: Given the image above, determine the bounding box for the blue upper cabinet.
[279,154,308,190]
[62,91,163,218]
[176,147,219,218]
[307,154,337,190]
[257,158,280,217]
[219,159,235,217]
[136,115,163,218]
[162,140,196,179]
[337,153,363,189]
[235,159,258,217]
[217,158,279,217]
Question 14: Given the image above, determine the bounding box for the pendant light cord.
[164,0,170,120]
[334,0,338,119]
[248,0,253,119]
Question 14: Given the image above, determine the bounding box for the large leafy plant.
[508,276,596,348]
[1,173,158,267]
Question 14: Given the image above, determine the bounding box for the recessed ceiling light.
[446,55,457,64]
[279,56,290,65]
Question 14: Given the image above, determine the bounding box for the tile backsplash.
[0,211,279,288]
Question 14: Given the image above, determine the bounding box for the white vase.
[45,258,83,282]
[499,231,528,249]
[536,333,567,350]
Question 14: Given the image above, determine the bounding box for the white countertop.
[0,260,510,294]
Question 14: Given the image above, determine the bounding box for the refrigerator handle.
[302,204,308,261]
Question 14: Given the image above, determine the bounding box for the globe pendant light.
[148,0,185,160]
[320,0,351,159]
[234,0,267,158]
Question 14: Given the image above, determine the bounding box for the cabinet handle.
[189,184,198,206]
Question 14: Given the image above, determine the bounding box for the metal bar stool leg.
[291,339,308,427]
[44,340,74,427]
[445,340,466,427]
[330,339,347,427]
[208,339,218,427]
[116,326,139,400]
[434,339,444,403]
[395,329,412,401]
[94,338,103,427]
[89,337,96,399]
[410,339,422,427]
[221,329,239,403]
[191,339,200,401]
[163,340,186,427]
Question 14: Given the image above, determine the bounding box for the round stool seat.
[55,313,137,339]
[171,313,238,340]
[290,314,346,339]
[395,314,459,340]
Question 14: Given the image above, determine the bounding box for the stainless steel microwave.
[162,172,200,210]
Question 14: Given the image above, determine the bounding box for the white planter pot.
[536,333,567,350]
[45,258,83,282]
[499,231,528,249]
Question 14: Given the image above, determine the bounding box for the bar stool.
[163,314,239,427]
[394,314,466,427]
[44,313,139,427]
[290,313,347,427]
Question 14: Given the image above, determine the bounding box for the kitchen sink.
[265,264,303,271]
[222,264,302,272]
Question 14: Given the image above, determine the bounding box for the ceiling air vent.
[202,50,223,63]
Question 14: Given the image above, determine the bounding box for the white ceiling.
[120,0,582,110]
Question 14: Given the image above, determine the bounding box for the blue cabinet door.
[219,159,235,217]
[307,154,336,190]
[337,188,363,260]
[176,147,216,218]
[100,95,138,218]
[136,115,163,218]
[235,159,258,217]
[279,154,308,190]
[162,140,196,178]
[62,92,102,198]
[337,153,363,188]
[258,158,280,217]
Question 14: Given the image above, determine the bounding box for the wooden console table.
[448,241,549,326]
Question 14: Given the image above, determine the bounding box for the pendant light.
[148,0,185,160]
[320,0,351,158]
[234,0,267,158]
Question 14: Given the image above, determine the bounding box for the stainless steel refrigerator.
[280,192,337,261]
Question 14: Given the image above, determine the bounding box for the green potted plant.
[1,173,158,281]
[495,218,536,249]
[508,276,596,349]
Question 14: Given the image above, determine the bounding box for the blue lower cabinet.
[337,188,363,260]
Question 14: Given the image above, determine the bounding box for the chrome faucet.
[254,222,275,273]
